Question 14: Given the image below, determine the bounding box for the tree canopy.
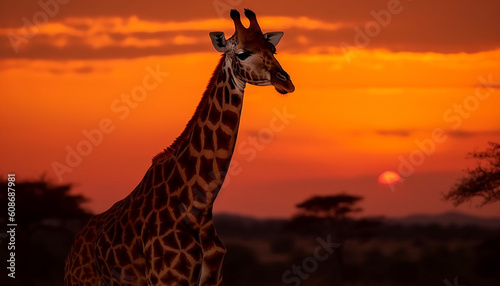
[296,193,363,219]
[0,177,92,226]
[444,142,500,206]
[0,177,93,286]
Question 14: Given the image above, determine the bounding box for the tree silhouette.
[444,142,500,206]
[294,193,363,285]
[0,177,92,286]
[296,194,363,220]
[0,177,92,225]
[294,193,363,243]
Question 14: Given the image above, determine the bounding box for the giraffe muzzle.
[272,70,295,94]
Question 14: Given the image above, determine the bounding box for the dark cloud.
[0,41,207,60]
[0,0,221,28]
[1,0,499,59]
[126,31,209,42]
[32,65,101,74]
[376,130,412,137]
[447,130,500,139]
[0,32,212,60]
[447,130,475,138]
[107,32,128,42]
[478,83,500,89]
[73,66,94,73]
[46,68,64,74]
[374,130,500,139]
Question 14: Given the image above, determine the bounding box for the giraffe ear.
[264,32,284,47]
[209,32,228,52]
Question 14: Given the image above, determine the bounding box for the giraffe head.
[209,9,295,94]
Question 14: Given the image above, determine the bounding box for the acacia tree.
[444,142,500,206]
[295,193,363,242]
[294,193,363,285]
[296,194,363,220]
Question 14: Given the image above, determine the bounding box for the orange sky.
[1,0,499,219]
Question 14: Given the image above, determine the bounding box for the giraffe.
[64,9,294,286]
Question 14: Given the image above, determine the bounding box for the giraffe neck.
[152,54,245,217]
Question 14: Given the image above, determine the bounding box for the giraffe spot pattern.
[179,148,197,180]
[228,75,236,89]
[217,68,226,84]
[200,102,210,123]
[224,87,230,104]
[222,110,239,130]
[134,220,143,237]
[115,245,132,266]
[191,124,203,152]
[153,164,164,186]
[154,184,168,210]
[203,125,215,151]
[142,192,154,219]
[215,126,233,149]
[208,101,222,125]
[177,186,190,207]
[168,166,185,193]
[198,156,215,184]
[150,274,159,284]
[215,158,229,178]
[214,87,224,109]
[231,93,242,107]
[123,224,135,246]
[143,170,153,195]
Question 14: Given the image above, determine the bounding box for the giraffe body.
[65,9,294,286]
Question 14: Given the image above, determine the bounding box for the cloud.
[476,83,500,89]
[447,130,500,139]
[31,64,107,74]
[0,0,499,59]
[448,130,475,138]
[73,66,94,73]
[0,14,346,59]
[376,130,412,137]
[0,27,212,59]
[373,130,500,140]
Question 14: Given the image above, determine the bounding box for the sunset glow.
[1,1,499,219]
[378,171,401,185]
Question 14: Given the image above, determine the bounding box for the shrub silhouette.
[0,177,92,286]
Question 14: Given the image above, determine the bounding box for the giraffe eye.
[236,51,251,60]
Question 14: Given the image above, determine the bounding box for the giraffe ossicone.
[65,9,294,286]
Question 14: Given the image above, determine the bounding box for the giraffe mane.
[152,54,227,164]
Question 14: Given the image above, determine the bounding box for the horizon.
[1,1,500,220]
[213,210,500,222]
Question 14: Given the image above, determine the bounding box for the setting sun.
[378,170,401,185]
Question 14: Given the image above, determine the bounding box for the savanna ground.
[1,179,499,286]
